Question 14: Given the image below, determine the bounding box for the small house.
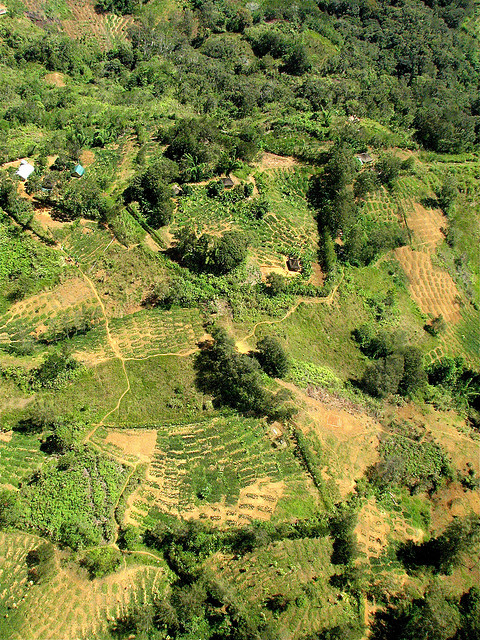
[172,184,182,196]
[16,160,34,181]
[72,164,85,178]
[221,176,234,188]
[356,152,373,166]
[287,257,301,272]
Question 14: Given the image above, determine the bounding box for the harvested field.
[393,246,462,323]
[99,428,158,463]
[408,203,446,249]
[279,381,383,498]
[257,152,299,170]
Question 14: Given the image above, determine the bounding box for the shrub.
[81,547,122,579]
[255,336,289,378]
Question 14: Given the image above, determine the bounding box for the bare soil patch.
[44,72,65,87]
[257,152,299,170]
[0,430,13,442]
[105,429,158,463]
[144,234,161,252]
[309,262,325,287]
[34,207,67,230]
[394,246,462,323]
[259,265,294,280]
[280,381,383,498]
[187,478,285,525]
[79,149,95,166]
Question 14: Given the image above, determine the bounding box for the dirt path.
[238,271,344,347]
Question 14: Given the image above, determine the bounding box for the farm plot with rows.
[207,537,358,638]
[108,308,206,360]
[0,277,100,349]
[0,531,170,640]
[126,416,319,528]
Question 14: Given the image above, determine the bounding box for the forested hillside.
[0,0,479,638]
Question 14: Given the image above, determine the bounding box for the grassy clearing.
[37,358,127,422]
[280,296,368,381]
[115,355,208,426]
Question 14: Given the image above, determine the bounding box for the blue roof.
[74,164,85,176]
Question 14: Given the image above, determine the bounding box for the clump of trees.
[370,583,480,640]
[194,326,291,418]
[80,547,122,579]
[255,336,289,378]
[353,327,426,398]
[309,143,409,274]
[175,227,249,275]
[124,160,178,228]
[397,515,480,575]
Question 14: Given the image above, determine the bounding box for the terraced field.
[208,537,358,638]
[0,531,170,640]
[125,417,318,528]
[0,431,46,489]
[22,0,134,49]
[0,277,100,348]
[394,246,462,324]
[73,307,206,365]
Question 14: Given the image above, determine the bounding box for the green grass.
[37,358,127,423]
[281,297,368,381]
[0,431,46,488]
[115,354,208,426]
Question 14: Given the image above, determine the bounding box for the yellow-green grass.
[0,530,171,640]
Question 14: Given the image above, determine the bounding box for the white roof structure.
[16,160,34,181]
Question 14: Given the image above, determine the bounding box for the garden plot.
[363,186,402,224]
[407,203,446,249]
[125,417,315,528]
[0,277,99,347]
[0,529,169,640]
[208,537,357,638]
[109,308,206,360]
[61,0,133,49]
[173,168,317,270]
[56,221,117,268]
[73,308,205,365]
[393,246,462,324]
